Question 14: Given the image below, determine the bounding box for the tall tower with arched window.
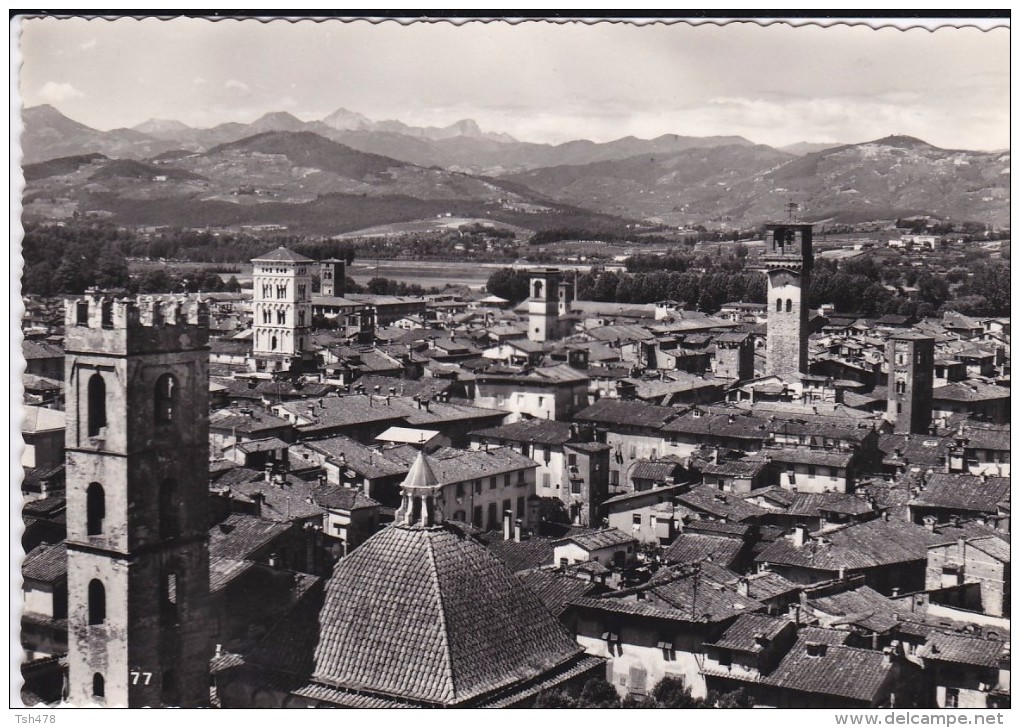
[63,292,212,706]
[250,247,313,373]
[527,268,562,343]
[886,332,935,434]
[763,221,814,380]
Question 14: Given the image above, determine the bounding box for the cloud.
[225,79,250,93]
[38,82,84,103]
[79,38,97,51]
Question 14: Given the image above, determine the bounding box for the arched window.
[895,379,907,395]
[92,673,105,699]
[276,309,286,325]
[87,373,107,437]
[86,483,105,536]
[270,335,278,351]
[786,299,793,313]
[533,280,543,299]
[776,298,782,312]
[155,374,177,424]
[88,579,106,625]
[159,479,179,539]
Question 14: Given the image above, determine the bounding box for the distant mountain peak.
[868,134,937,150]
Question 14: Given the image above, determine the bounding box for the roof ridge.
[422,532,457,703]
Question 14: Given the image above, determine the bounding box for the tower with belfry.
[63,292,212,706]
[763,203,814,381]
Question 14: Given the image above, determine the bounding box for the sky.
[14,16,1011,150]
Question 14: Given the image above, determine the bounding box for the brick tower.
[250,247,313,373]
[763,221,814,380]
[319,258,346,298]
[886,332,935,434]
[64,293,212,706]
[528,268,562,343]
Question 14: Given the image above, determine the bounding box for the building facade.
[250,247,313,372]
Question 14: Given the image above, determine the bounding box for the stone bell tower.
[63,292,212,706]
[762,216,814,381]
[527,268,562,343]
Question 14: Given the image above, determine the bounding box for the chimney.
[214,644,223,658]
[317,473,327,488]
[712,447,720,465]
[736,577,749,597]
[514,518,523,543]
[503,509,513,540]
[754,632,770,649]
[791,526,807,547]
[264,464,273,483]
[923,516,937,532]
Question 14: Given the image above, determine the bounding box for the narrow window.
[776,298,782,312]
[155,374,177,424]
[88,579,106,625]
[100,301,113,329]
[92,673,105,699]
[533,280,543,299]
[270,335,278,351]
[87,373,107,437]
[86,483,105,536]
[76,301,89,325]
[161,572,179,625]
[277,310,286,325]
[786,299,793,313]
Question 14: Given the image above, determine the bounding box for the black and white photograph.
[12,13,1010,714]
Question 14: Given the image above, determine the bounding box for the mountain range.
[19,105,1011,231]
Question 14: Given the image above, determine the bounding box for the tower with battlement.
[250,247,313,373]
[762,221,814,380]
[63,292,212,706]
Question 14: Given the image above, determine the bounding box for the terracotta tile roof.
[209,408,293,434]
[306,523,582,705]
[804,582,902,633]
[911,473,1010,513]
[516,568,607,617]
[677,485,769,522]
[22,542,66,583]
[471,418,574,446]
[311,484,379,512]
[479,654,606,708]
[742,571,800,602]
[785,492,876,517]
[933,381,1010,402]
[251,246,313,262]
[663,533,743,568]
[764,637,894,703]
[574,399,680,430]
[631,460,683,481]
[22,339,63,360]
[763,447,854,468]
[303,436,414,480]
[572,564,764,624]
[702,458,767,478]
[756,518,942,572]
[918,632,1007,668]
[209,514,291,561]
[795,626,854,646]
[556,527,636,552]
[707,613,794,653]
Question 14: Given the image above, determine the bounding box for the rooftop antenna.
[786,201,799,222]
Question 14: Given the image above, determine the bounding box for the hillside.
[504,136,1010,227]
[21,130,639,235]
